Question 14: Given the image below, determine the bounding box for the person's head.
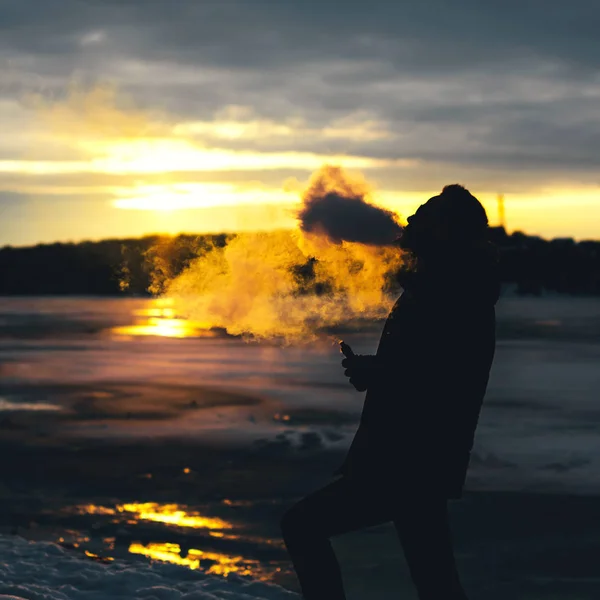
[398,184,489,257]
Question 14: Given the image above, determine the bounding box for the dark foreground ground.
[1,432,600,600]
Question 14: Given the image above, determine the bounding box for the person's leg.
[281,476,393,600]
[393,497,469,600]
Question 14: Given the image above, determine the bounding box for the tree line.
[0,228,598,296]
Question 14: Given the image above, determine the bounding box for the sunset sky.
[1,0,599,246]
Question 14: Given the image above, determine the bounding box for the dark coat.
[337,245,500,499]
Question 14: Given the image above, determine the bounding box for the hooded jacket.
[338,242,500,499]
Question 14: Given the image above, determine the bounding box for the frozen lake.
[2,294,600,598]
[1,294,599,494]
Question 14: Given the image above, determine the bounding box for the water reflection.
[84,549,114,563]
[76,505,117,516]
[209,531,241,540]
[112,298,217,339]
[75,502,232,530]
[64,503,285,581]
[0,398,62,411]
[117,502,232,529]
[113,317,216,339]
[128,542,260,577]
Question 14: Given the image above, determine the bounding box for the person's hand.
[340,351,376,392]
[347,370,369,392]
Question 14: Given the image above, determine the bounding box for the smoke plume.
[143,166,406,343]
[298,165,403,245]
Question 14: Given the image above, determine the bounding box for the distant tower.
[497,193,506,230]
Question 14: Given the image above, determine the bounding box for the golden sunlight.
[14,84,599,241]
[96,142,402,174]
[112,299,217,338]
[15,86,408,185]
[112,182,300,211]
[173,112,391,142]
[0,139,402,176]
[113,317,216,338]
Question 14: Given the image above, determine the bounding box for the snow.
[0,536,298,600]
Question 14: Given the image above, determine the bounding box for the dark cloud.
[5,0,594,72]
[298,166,402,245]
[2,0,598,73]
[0,0,600,180]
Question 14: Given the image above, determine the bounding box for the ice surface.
[3,296,600,493]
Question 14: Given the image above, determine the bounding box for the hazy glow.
[174,113,391,142]
[0,160,98,175]
[0,137,405,177]
[113,182,299,211]
[98,142,408,173]
[1,85,597,244]
[135,306,177,318]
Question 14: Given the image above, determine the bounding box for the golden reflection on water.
[208,531,241,540]
[117,502,233,529]
[76,505,116,516]
[112,298,217,338]
[113,317,216,339]
[85,549,114,562]
[128,542,260,577]
[75,502,233,530]
[0,399,62,412]
[65,503,284,581]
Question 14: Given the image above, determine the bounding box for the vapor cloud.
[147,166,405,342]
[298,166,402,245]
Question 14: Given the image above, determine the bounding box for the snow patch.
[0,536,298,600]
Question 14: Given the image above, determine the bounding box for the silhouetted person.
[281,184,500,600]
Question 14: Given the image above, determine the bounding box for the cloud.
[1,0,600,242]
[1,0,599,178]
[298,166,403,245]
